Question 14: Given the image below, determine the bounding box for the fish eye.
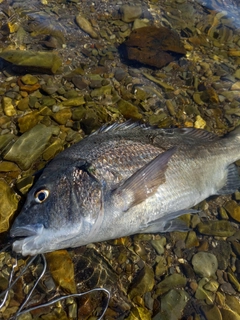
[35,189,49,203]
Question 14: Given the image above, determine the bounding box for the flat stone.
[117,99,142,119]
[224,200,240,222]
[192,252,218,278]
[42,139,64,161]
[4,124,54,170]
[201,305,223,320]
[0,179,19,233]
[151,237,166,255]
[159,289,189,320]
[0,50,62,74]
[123,26,186,68]
[0,161,20,172]
[128,264,155,299]
[62,96,85,106]
[155,273,187,296]
[120,5,142,23]
[197,220,236,237]
[17,96,29,111]
[21,74,38,85]
[52,108,72,125]
[17,111,43,133]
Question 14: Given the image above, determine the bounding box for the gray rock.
[192,252,218,278]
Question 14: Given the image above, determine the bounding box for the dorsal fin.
[177,127,219,141]
[91,120,150,135]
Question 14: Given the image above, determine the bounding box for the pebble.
[2,97,16,116]
[192,252,218,278]
[75,14,98,39]
[197,220,236,237]
[120,5,142,23]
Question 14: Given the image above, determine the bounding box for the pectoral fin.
[111,147,176,212]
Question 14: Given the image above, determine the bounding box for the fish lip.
[10,224,44,238]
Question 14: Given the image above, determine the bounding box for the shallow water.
[1,0,240,319]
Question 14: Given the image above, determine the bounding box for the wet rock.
[224,200,240,222]
[195,278,215,303]
[192,252,218,278]
[120,5,142,23]
[4,124,54,170]
[0,134,15,151]
[155,273,187,296]
[72,106,86,121]
[21,74,38,85]
[197,220,236,237]
[62,96,85,107]
[123,26,186,68]
[0,179,19,233]
[45,250,77,294]
[133,18,150,30]
[17,96,29,111]
[52,108,72,125]
[128,264,155,299]
[42,138,64,161]
[0,50,62,74]
[17,111,43,133]
[151,237,166,255]
[211,240,231,270]
[194,115,206,129]
[155,256,167,278]
[157,289,189,320]
[185,231,199,248]
[2,96,16,116]
[201,305,223,320]
[117,99,142,119]
[0,161,20,172]
[127,305,151,320]
[75,15,98,39]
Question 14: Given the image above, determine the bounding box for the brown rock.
[123,26,186,68]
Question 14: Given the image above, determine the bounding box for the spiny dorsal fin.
[177,127,219,141]
[111,147,176,212]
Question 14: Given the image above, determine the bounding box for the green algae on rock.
[4,124,55,170]
[0,50,62,74]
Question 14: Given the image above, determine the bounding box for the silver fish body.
[10,122,240,256]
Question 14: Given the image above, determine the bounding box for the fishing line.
[0,249,111,320]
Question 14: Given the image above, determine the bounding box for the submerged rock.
[4,124,54,170]
[0,179,19,233]
[0,50,62,74]
[192,252,218,278]
[123,26,186,68]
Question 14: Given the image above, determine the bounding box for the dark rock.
[122,26,186,68]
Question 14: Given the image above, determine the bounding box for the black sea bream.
[10,122,240,256]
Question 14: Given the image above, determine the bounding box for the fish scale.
[10,122,240,256]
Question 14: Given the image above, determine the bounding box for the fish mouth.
[10,224,44,256]
[10,224,44,237]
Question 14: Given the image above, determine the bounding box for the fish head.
[10,160,102,256]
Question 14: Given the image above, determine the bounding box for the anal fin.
[139,209,198,233]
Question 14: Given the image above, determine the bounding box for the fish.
[10,122,240,256]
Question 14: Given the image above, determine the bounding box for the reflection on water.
[1,0,240,319]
